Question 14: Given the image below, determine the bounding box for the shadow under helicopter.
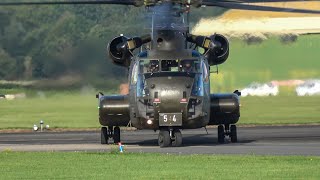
[124,133,255,147]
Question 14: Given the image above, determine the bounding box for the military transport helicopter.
[1,0,320,147]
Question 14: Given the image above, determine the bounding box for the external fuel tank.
[208,93,240,125]
[99,95,130,127]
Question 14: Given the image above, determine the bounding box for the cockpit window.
[202,61,209,82]
[139,60,159,73]
[131,62,138,84]
[161,60,179,72]
[139,59,201,73]
[180,60,200,73]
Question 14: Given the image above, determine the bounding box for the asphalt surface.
[0,125,320,155]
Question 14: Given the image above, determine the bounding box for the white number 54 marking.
[173,115,176,122]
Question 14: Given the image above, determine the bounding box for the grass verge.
[0,152,319,179]
[240,96,320,125]
[210,35,320,92]
[0,92,320,129]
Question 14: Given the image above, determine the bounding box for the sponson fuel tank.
[99,95,130,126]
[208,93,240,125]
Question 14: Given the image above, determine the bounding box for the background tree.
[0,4,224,88]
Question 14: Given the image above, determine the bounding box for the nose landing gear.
[217,124,237,143]
[171,129,182,147]
[101,126,121,144]
[158,129,182,148]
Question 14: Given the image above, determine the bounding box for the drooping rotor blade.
[202,0,320,14]
[224,0,319,2]
[0,0,137,6]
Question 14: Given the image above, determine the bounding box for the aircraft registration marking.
[159,113,182,126]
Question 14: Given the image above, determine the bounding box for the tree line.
[0,3,224,87]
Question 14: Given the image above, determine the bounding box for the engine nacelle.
[107,36,131,67]
[206,34,229,66]
[99,95,130,126]
[186,33,229,66]
[208,93,240,125]
[108,34,151,67]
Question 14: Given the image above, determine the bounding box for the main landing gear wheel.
[217,124,238,143]
[101,127,108,144]
[217,125,225,144]
[158,130,171,148]
[230,125,237,143]
[171,129,182,147]
[113,126,121,144]
[101,126,121,144]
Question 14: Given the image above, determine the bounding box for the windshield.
[139,59,201,73]
[139,60,160,73]
[136,59,205,97]
[180,60,201,73]
[161,60,179,72]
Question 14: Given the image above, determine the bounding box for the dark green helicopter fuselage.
[97,2,240,146]
[99,48,240,130]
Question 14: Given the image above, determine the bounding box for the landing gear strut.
[113,126,121,143]
[101,126,121,144]
[158,129,182,148]
[217,124,237,143]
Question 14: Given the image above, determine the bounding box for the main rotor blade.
[202,1,320,14]
[224,0,319,2]
[0,0,136,6]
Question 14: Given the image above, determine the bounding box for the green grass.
[241,96,320,125]
[0,92,99,129]
[0,92,319,129]
[211,35,320,92]
[0,152,319,179]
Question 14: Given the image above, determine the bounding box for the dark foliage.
[0,4,223,87]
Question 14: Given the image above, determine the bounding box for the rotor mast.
[148,1,191,54]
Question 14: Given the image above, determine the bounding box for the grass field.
[0,152,319,179]
[210,35,320,92]
[240,96,320,125]
[0,92,98,129]
[0,91,319,129]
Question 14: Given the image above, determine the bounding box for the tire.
[230,125,238,143]
[113,126,121,144]
[218,125,225,144]
[172,129,182,147]
[158,130,171,148]
[101,127,108,144]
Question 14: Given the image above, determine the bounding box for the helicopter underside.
[130,93,240,130]
[97,96,209,129]
[133,103,208,130]
[97,90,240,147]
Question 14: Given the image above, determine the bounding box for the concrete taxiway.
[0,125,319,155]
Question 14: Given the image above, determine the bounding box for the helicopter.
[1,0,320,147]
